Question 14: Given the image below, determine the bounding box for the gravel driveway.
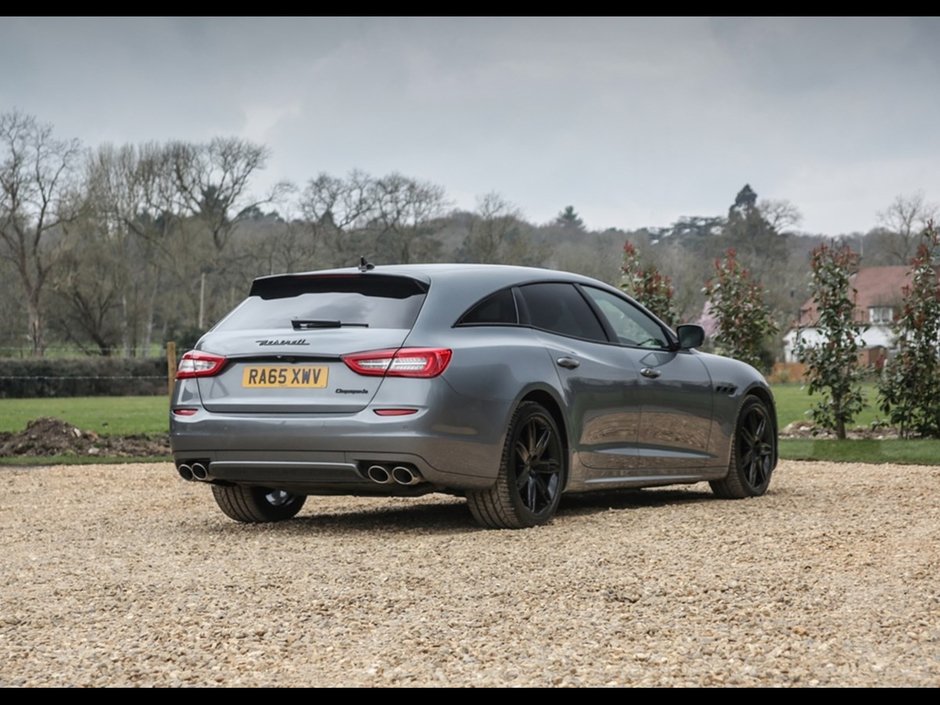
[1,461,938,687]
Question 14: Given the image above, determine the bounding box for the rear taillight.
[176,351,227,379]
[342,348,452,378]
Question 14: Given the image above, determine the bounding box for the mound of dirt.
[0,417,170,458]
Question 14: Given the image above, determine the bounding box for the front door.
[579,286,716,474]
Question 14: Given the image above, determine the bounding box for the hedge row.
[0,357,168,398]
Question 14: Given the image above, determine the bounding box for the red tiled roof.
[795,265,916,327]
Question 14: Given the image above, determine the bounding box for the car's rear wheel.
[710,396,776,499]
[211,484,306,523]
[467,401,565,529]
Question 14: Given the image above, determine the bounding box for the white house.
[782,265,916,365]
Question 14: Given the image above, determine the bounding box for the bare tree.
[246,208,312,276]
[299,169,376,266]
[459,192,524,264]
[651,239,712,321]
[758,198,803,233]
[0,257,25,354]
[156,138,293,329]
[87,142,177,355]
[52,220,123,356]
[0,111,82,355]
[87,138,290,340]
[167,137,292,252]
[876,192,938,264]
[371,173,449,264]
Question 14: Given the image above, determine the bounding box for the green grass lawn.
[772,382,883,428]
[0,396,168,436]
[771,383,940,463]
[2,386,879,437]
[2,386,938,466]
[779,439,940,464]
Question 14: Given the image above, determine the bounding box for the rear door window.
[518,283,608,342]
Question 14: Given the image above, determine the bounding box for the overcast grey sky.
[1,16,937,234]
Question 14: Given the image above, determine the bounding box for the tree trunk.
[121,292,133,358]
[25,292,44,357]
[834,398,846,439]
[142,268,161,356]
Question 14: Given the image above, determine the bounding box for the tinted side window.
[457,288,518,325]
[581,286,670,349]
[519,283,607,342]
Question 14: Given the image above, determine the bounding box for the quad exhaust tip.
[367,465,393,484]
[177,461,209,481]
[392,465,421,486]
[366,463,423,486]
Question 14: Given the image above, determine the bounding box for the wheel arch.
[741,383,779,466]
[517,387,570,484]
[466,387,569,529]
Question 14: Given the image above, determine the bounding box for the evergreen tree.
[620,241,677,326]
[796,244,866,439]
[555,205,584,231]
[704,248,777,372]
[877,222,940,438]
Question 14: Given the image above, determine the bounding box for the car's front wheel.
[467,401,565,529]
[211,484,306,522]
[710,396,776,499]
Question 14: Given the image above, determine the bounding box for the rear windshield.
[215,274,428,331]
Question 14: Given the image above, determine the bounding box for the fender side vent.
[715,383,738,395]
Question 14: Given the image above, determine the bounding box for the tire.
[467,401,566,529]
[211,484,306,523]
[710,396,776,499]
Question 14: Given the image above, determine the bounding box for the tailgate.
[197,329,410,414]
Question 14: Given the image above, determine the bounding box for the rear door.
[195,273,427,414]
[516,282,643,474]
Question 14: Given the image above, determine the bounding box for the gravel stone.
[0,461,938,687]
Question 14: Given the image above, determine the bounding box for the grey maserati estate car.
[170,263,777,529]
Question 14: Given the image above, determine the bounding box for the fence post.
[166,341,177,401]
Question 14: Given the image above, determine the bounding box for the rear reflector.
[176,351,227,379]
[373,408,419,416]
[172,408,199,416]
[343,348,452,378]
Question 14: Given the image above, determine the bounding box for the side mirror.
[676,324,705,350]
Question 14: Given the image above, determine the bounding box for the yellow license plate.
[242,365,328,388]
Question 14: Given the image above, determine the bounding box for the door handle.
[640,367,661,378]
[556,356,580,369]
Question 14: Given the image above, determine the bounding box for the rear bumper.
[170,405,503,492]
[180,454,443,497]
